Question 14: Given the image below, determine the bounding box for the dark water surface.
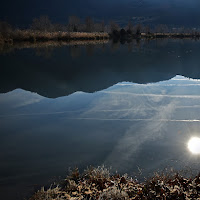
[1,39,200,199]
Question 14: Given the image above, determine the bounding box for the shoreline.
[0,35,199,54]
[1,31,200,46]
[0,31,109,45]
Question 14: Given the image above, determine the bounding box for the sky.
[1,0,200,27]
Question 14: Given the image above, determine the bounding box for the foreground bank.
[30,166,200,200]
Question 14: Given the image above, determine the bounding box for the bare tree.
[127,20,134,33]
[85,17,94,32]
[100,20,105,32]
[31,16,53,32]
[104,25,110,33]
[145,26,151,34]
[53,23,67,32]
[110,21,120,33]
[135,24,142,35]
[0,21,12,37]
[68,16,80,32]
[177,26,186,34]
[76,24,86,32]
[94,21,105,32]
[94,23,101,32]
[155,24,169,33]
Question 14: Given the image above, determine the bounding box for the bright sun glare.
[188,137,200,154]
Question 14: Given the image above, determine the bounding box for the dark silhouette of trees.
[68,16,80,32]
[53,23,67,32]
[126,20,134,34]
[136,24,141,35]
[155,24,169,33]
[94,22,104,32]
[0,21,12,37]
[110,21,120,33]
[85,17,94,32]
[100,21,105,32]
[120,29,126,37]
[31,16,53,32]
[2,14,199,43]
[145,26,151,34]
[94,21,105,32]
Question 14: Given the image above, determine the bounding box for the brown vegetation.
[1,16,200,46]
[29,166,200,200]
[0,16,109,45]
[0,30,109,45]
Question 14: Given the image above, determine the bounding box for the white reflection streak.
[116,84,200,86]
[65,118,200,122]
[0,110,84,118]
[104,102,177,171]
[2,107,200,118]
[14,98,42,108]
[101,91,200,98]
[1,113,200,122]
[177,105,200,108]
[88,106,200,111]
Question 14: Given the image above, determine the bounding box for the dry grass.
[84,166,111,180]
[99,187,129,200]
[29,186,71,200]
[29,166,200,200]
[1,29,199,45]
[4,30,109,43]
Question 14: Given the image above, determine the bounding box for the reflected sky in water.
[1,76,200,199]
[1,40,200,199]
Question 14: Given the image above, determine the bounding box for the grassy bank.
[1,30,200,46]
[30,166,200,200]
[0,30,109,44]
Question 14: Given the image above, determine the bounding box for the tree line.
[30,16,105,33]
[1,15,200,39]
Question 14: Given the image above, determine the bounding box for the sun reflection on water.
[188,137,200,155]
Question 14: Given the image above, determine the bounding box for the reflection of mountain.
[1,40,200,98]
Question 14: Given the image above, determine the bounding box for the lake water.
[1,39,200,199]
